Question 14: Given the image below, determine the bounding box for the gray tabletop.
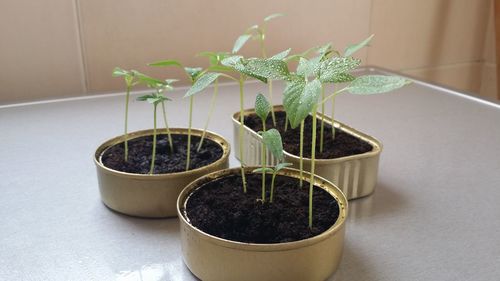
[1,67,499,281]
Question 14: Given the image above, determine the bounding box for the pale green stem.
[261,121,267,203]
[270,171,277,203]
[268,80,276,127]
[299,120,304,187]
[161,101,174,152]
[124,84,131,161]
[320,84,325,153]
[239,78,247,193]
[149,104,158,175]
[331,94,336,140]
[284,113,289,132]
[186,96,193,171]
[197,78,219,152]
[308,105,318,229]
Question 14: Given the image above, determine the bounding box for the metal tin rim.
[232,105,382,164]
[93,128,231,180]
[177,166,348,252]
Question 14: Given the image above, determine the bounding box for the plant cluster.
[113,13,410,228]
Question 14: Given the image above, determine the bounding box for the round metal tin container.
[177,167,348,281]
[232,105,382,199]
[94,128,230,218]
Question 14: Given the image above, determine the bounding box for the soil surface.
[101,134,223,174]
[185,173,340,243]
[244,111,373,159]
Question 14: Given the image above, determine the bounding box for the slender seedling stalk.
[255,92,271,203]
[186,96,194,171]
[239,76,248,193]
[197,78,219,152]
[299,120,304,187]
[123,84,131,161]
[160,100,174,152]
[149,103,158,175]
[261,120,267,202]
[331,88,336,140]
[320,83,325,152]
[308,104,318,229]
[284,114,289,131]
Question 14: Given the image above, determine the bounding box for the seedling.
[136,90,172,175]
[254,93,272,202]
[253,128,292,203]
[149,60,207,171]
[112,67,140,161]
[233,13,286,126]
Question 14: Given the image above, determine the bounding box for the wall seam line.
[74,0,90,94]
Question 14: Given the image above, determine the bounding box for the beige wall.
[0,0,496,104]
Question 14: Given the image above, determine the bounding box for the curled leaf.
[185,72,222,97]
[232,34,252,53]
[255,93,271,121]
[347,75,411,95]
[261,128,284,161]
[344,34,374,57]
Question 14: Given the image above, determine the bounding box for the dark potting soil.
[185,173,340,243]
[101,134,223,174]
[243,111,373,159]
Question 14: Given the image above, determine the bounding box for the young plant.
[233,13,286,127]
[112,67,140,161]
[253,128,292,203]
[254,93,272,202]
[148,60,206,171]
[136,91,172,175]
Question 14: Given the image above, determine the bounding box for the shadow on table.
[347,180,407,222]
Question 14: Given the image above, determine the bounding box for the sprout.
[254,93,271,202]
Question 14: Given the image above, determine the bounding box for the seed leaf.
[344,34,374,57]
[264,13,285,22]
[252,167,274,174]
[283,78,322,128]
[347,75,411,95]
[270,48,291,60]
[112,67,128,77]
[185,72,222,97]
[148,60,182,67]
[318,57,361,83]
[232,34,252,53]
[255,93,271,121]
[275,162,293,171]
[261,128,284,161]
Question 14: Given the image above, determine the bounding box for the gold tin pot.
[232,105,382,200]
[177,167,348,281]
[94,128,230,218]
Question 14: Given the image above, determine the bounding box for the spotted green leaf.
[261,128,284,161]
[344,34,374,57]
[318,57,361,83]
[232,34,252,53]
[283,79,322,129]
[255,93,271,121]
[242,58,290,81]
[270,48,291,60]
[297,56,322,77]
[185,72,222,97]
[347,75,411,95]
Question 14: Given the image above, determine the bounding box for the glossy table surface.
[1,67,500,281]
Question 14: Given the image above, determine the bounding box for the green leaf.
[221,55,243,67]
[136,94,155,101]
[316,43,333,56]
[275,162,293,171]
[133,71,166,88]
[206,65,234,72]
[261,129,284,161]
[112,67,128,77]
[318,57,361,83]
[148,60,182,67]
[242,58,290,80]
[283,79,322,128]
[252,167,274,174]
[255,93,271,121]
[184,67,203,81]
[344,34,374,57]
[270,48,291,60]
[296,56,321,77]
[347,75,411,95]
[185,72,222,97]
[232,34,252,53]
[264,13,285,22]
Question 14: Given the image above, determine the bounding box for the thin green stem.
[124,84,131,161]
[284,113,289,132]
[239,78,247,193]
[261,121,267,203]
[320,84,325,153]
[161,101,174,152]
[268,80,276,127]
[186,96,193,171]
[308,105,318,229]
[299,120,304,187]
[331,94,336,140]
[270,171,277,203]
[149,104,158,175]
[197,78,219,152]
